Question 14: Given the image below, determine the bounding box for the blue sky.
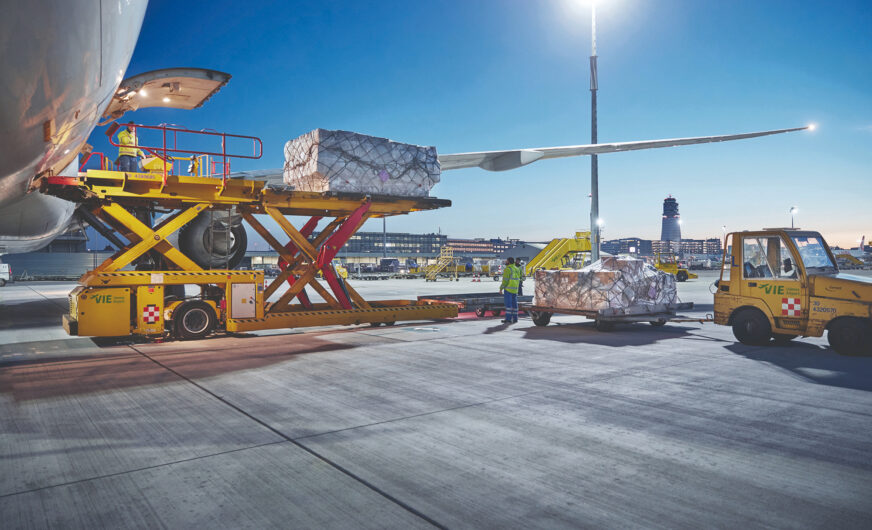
[89,0,872,248]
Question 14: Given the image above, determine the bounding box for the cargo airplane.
[0,0,811,268]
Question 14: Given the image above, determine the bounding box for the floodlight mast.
[589,3,601,261]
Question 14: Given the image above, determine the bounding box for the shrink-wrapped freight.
[533,257,678,311]
[283,129,440,197]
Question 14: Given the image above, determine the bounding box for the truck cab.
[714,229,872,355]
[0,260,10,286]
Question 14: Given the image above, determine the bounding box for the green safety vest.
[501,264,521,294]
[118,129,144,158]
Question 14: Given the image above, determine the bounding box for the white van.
[0,261,10,286]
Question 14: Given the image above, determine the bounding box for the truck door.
[740,234,807,333]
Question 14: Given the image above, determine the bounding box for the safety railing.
[105,122,263,188]
[78,152,111,172]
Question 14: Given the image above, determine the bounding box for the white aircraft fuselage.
[0,0,147,253]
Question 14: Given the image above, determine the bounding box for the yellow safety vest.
[501,264,521,294]
[118,129,144,158]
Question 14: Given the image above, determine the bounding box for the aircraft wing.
[437,126,810,171]
[103,68,232,120]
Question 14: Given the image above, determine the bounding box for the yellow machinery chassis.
[41,170,458,339]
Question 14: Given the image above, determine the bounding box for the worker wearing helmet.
[499,257,521,324]
[116,121,144,173]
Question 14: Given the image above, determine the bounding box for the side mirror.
[783,258,793,273]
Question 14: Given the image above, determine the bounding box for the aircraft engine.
[177,209,248,269]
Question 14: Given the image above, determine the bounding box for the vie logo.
[758,283,785,295]
[94,294,125,304]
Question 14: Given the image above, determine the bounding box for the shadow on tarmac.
[726,342,872,392]
[0,333,354,401]
[0,298,68,330]
[518,320,695,347]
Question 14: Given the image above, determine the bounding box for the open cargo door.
[103,68,231,120]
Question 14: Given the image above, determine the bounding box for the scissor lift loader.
[41,126,457,340]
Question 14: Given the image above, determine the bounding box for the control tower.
[660,195,681,243]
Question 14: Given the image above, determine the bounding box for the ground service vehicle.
[654,253,698,282]
[39,124,457,340]
[714,229,872,355]
[0,261,10,286]
[525,231,592,276]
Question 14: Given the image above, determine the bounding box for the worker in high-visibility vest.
[498,257,521,324]
[116,121,144,173]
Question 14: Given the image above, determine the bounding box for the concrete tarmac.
[1,272,871,528]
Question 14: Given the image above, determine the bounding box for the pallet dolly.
[40,168,458,340]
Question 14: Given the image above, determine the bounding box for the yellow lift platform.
[653,253,698,282]
[424,246,459,281]
[525,231,592,276]
[40,168,458,340]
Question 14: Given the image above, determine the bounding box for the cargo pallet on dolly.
[520,302,711,331]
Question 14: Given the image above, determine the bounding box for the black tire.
[772,333,796,344]
[595,319,615,332]
[492,309,502,317]
[178,211,248,269]
[531,311,551,327]
[676,270,688,282]
[384,321,396,326]
[828,319,872,356]
[650,319,667,327]
[369,322,383,327]
[474,307,487,318]
[0,278,6,287]
[731,308,771,346]
[173,301,216,340]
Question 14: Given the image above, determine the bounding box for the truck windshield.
[791,235,837,272]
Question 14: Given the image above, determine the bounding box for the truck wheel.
[772,333,796,344]
[650,319,667,327]
[491,309,502,317]
[731,308,771,346]
[676,270,688,282]
[828,319,872,356]
[173,301,216,340]
[0,278,6,287]
[531,311,551,327]
[474,307,487,318]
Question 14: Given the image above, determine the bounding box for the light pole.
[589,2,601,261]
[789,206,798,229]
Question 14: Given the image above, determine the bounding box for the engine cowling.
[177,210,247,269]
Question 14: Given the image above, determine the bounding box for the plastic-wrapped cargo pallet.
[283,129,441,197]
[534,257,678,311]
